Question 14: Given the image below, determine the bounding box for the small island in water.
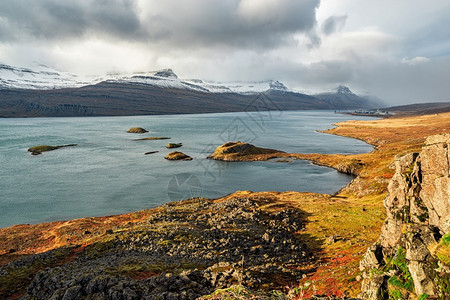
[2,111,449,299]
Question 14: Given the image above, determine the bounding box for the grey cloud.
[174,0,320,49]
[321,15,347,35]
[0,0,142,42]
[231,53,450,105]
[291,58,450,105]
[0,0,320,50]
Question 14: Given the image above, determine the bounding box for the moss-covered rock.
[165,151,192,161]
[28,144,77,155]
[127,127,148,133]
[166,143,183,149]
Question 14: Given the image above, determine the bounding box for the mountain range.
[0,63,382,117]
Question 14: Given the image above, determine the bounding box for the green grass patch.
[441,234,450,246]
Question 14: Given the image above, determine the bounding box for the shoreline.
[1,112,449,298]
[0,111,374,229]
[0,115,373,230]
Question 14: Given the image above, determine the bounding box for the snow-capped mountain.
[110,70,290,94]
[0,62,383,118]
[0,63,290,94]
[0,63,96,90]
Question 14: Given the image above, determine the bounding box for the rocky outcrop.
[207,141,286,161]
[165,151,192,161]
[127,127,148,133]
[3,197,308,299]
[359,134,450,299]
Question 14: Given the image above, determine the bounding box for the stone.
[327,235,338,244]
[165,151,193,161]
[408,261,436,296]
[166,143,183,149]
[359,244,383,271]
[127,127,148,133]
[359,274,386,300]
[62,285,81,300]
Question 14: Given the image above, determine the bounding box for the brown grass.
[2,112,450,298]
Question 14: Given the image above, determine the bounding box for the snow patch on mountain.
[0,62,291,95]
[0,63,98,90]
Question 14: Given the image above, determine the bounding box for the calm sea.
[0,111,374,228]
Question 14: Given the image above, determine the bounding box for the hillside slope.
[0,82,375,117]
[0,63,381,117]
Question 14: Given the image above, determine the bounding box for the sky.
[0,0,449,105]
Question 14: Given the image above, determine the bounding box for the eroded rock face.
[420,135,450,232]
[359,134,450,299]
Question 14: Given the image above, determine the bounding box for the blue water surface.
[0,111,374,227]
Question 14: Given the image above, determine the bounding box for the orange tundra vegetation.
[0,112,449,298]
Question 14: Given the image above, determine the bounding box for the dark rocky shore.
[1,197,310,299]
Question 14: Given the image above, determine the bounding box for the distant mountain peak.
[154,69,178,79]
[336,85,353,94]
[269,81,288,92]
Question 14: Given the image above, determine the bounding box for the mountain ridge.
[0,62,382,117]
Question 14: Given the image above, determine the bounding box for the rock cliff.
[359,134,450,299]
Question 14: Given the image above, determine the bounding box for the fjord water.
[0,111,374,228]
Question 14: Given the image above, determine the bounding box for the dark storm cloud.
[0,0,320,49]
[0,0,143,41]
[321,15,347,35]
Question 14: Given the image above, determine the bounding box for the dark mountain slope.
[0,81,377,117]
[315,86,382,109]
[384,101,450,116]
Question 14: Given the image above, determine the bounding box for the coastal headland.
[1,112,449,298]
